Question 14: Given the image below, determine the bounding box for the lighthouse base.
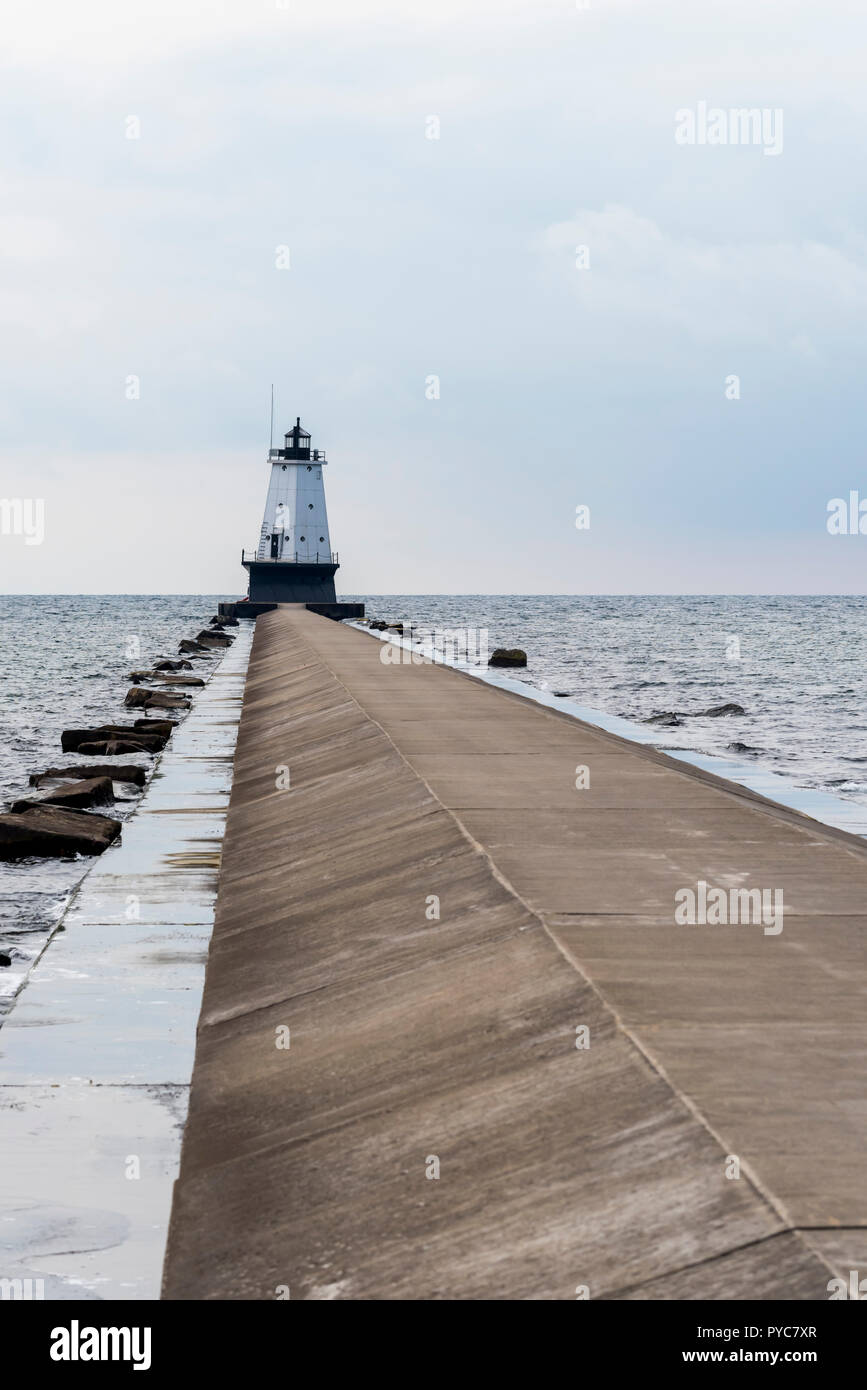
[242,559,339,604]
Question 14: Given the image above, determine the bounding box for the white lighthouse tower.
[242,416,339,603]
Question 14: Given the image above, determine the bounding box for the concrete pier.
[163,607,867,1300]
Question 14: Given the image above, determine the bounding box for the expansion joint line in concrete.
[287,619,833,1284]
[603,1227,820,1301]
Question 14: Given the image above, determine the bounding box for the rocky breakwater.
[0,615,236,868]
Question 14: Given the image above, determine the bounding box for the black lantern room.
[278,417,311,461]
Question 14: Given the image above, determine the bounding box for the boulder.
[179,640,208,653]
[128,672,205,687]
[62,726,168,754]
[30,765,148,787]
[124,686,192,710]
[154,660,193,672]
[220,616,239,627]
[98,724,172,749]
[0,805,122,860]
[488,648,528,668]
[100,721,176,734]
[368,620,388,631]
[0,953,11,967]
[702,702,746,717]
[643,712,683,727]
[11,777,116,814]
[77,740,152,757]
[195,630,233,647]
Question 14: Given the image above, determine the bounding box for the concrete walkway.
[163,607,867,1300]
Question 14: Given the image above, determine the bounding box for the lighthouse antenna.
[269,384,275,451]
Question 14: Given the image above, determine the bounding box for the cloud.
[0,0,538,68]
[540,203,867,359]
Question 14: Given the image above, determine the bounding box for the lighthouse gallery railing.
[242,549,339,565]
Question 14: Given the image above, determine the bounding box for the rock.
[30,765,148,787]
[195,629,233,647]
[642,703,744,725]
[0,805,122,860]
[128,672,205,687]
[552,691,571,698]
[488,648,527,668]
[124,687,192,710]
[11,776,116,814]
[101,722,172,733]
[125,687,163,709]
[77,740,147,756]
[154,660,193,672]
[368,620,388,631]
[220,616,239,627]
[179,640,208,653]
[62,726,168,754]
[61,729,95,753]
[0,953,11,967]
[728,741,759,755]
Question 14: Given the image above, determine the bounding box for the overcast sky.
[1,0,866,594]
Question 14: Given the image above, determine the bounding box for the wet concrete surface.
[0,625,253,1299]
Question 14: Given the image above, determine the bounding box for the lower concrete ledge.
[0,628,254,1300]
[162,607,846,1301]
[218,601,364,621]
[218,601,277,619]
[306,602,365,620]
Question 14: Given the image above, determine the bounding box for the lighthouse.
[242,417,339,603]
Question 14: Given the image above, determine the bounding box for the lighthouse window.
[300,535,305,541]
[281,465,287,471]
[319,536,324,542]
[306,465,312,472]
[307,503,314,509]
